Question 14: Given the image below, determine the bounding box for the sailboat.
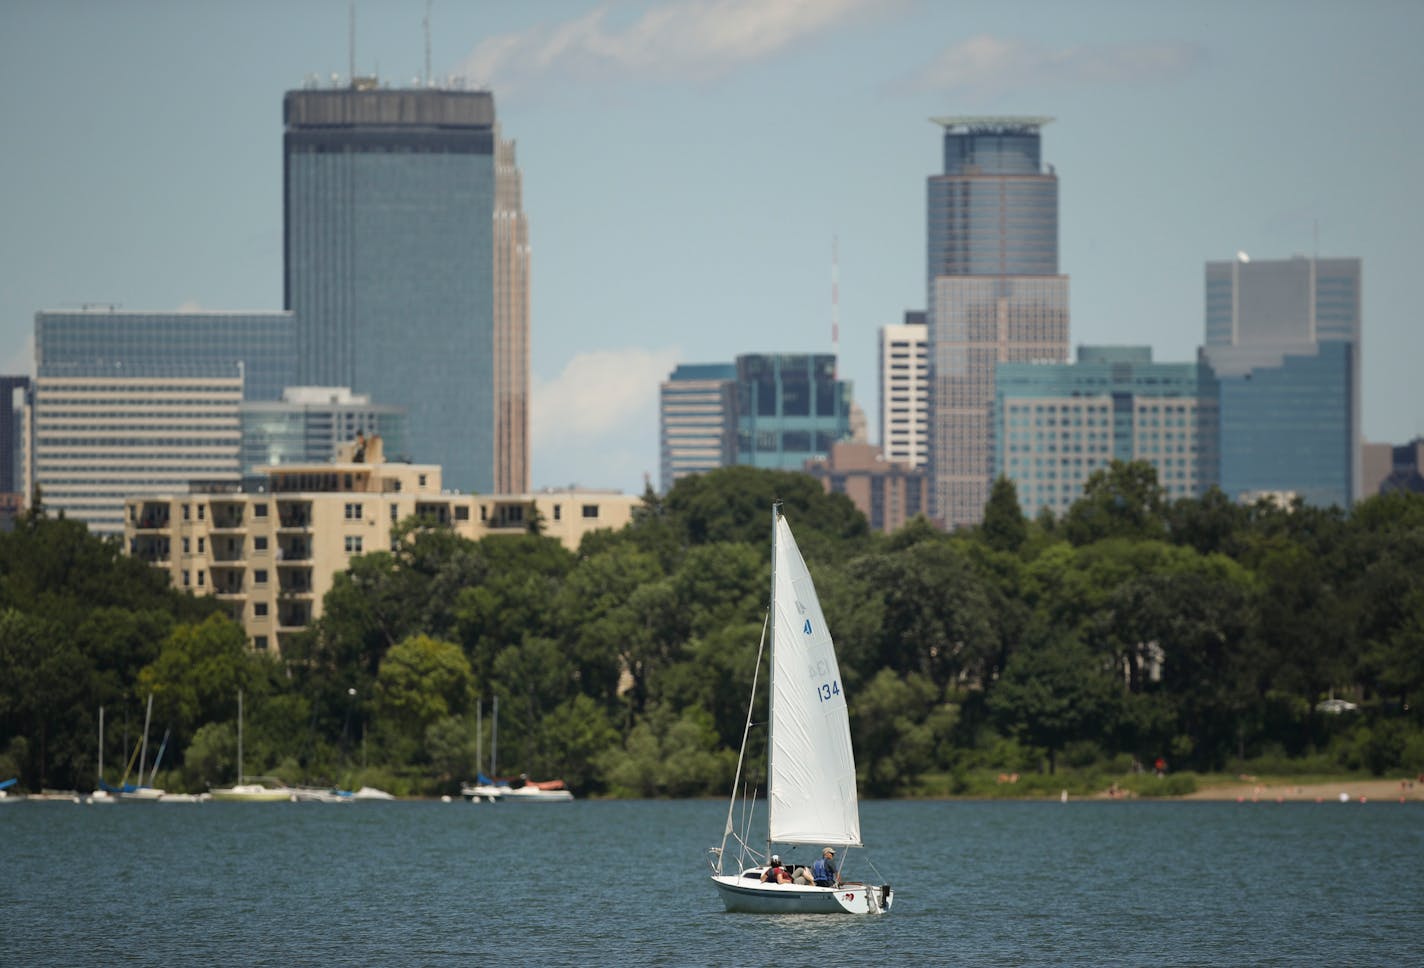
[108,694,166,801]
[459,696,574,803]
[708,504,892,915]
[209,690,292,802]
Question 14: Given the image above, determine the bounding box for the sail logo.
[803,619,813,635]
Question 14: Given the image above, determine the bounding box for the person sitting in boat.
[812,847,840,887]
[760,855,792,885]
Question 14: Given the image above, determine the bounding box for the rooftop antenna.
[831,235,840,378]
[348,0,356,87]
[424,0,432,87]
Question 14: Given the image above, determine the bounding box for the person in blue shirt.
[812,847,839,887]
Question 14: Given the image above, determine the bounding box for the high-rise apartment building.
[804,441,929,533]
[878,311,928,468]
[284,84,529,494]
[31,309,295,534]
[1203,256,1361,506]
[733,354,854,471]
[995,346,1219,518]
[926,117,1070,528]
[124,436,638,652]
[659,363,737,493]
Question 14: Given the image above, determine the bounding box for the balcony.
[278,567,314,597]
[276,537,312,562]
[212,537,246,562]
[276,500,313,530]
[133,502,172,531]
[129,537,171,564]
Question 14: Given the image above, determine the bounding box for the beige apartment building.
[123,437,638,653]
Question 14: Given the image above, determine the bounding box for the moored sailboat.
[708,504,891,915]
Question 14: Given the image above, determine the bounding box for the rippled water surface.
[3,798,1420,965]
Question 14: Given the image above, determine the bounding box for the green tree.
[1062,460,1168,546]
[374,635,476,744]
[981,476,1028,553]
[988,635,1120,773]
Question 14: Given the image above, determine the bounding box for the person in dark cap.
[760,854,792,884]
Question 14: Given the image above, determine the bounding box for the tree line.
[2,461,1421,796]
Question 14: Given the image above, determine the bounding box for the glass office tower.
[995,346,1218,518]
[1203,256,1361,507]
[284,85,529,494]
[733,354,853,471]
[31,309,295,534]
[927,117,1069,528]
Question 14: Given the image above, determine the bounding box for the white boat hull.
[209,784,292,802]
[711,874,891,915]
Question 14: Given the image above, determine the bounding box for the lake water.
[3,798,1420,966]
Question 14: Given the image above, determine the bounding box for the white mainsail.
[767,513,861,846]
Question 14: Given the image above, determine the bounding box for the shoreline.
[1171,777,1422,803]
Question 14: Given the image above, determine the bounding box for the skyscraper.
[284,84,529,494]
[31,309,295,533]
[926,116,1069,528]
[878,311,928,469]
[1203,255,1361,506]
[734,354,854,471]
[659,363,737,493]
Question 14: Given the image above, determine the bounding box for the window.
[582,504,599,519]
[182,504,190,520]
[253,535,268,551]
[418,474,427,487]
[254,602,268,617]
[553,504,562,521]
[390,504,399,522]
[197,505,205,520]
[197,570,205,587]
[253,503,268,518]
[254,569,268,584]
[182,570,190,587]
[197,537,205,554]
[182,537,191,554]
[345,535,363,554]
[454,505,469,521]
[344,502,363,520]
[253,636,268,651]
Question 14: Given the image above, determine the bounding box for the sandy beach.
[1176,777,1423,803]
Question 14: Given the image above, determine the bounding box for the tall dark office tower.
[284,84,530,493]
[1203,255,1361,506]
[926,116,1069,528]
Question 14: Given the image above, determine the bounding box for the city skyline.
[4,0,1422,498]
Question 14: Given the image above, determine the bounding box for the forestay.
[767,515,861,846]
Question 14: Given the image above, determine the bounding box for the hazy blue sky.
[4,0,1421,495]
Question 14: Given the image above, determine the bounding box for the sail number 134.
[817,680,841,703]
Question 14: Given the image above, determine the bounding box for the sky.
[3,0,1423,496]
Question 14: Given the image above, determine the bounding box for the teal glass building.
[995,346,1218,517]
[1203,257,1361,507]
[734,355,853,471]
[284,87,503,493]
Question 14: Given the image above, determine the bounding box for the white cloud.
[903,34,1202,101]
[531,346,681,491]
[457,0,884,89]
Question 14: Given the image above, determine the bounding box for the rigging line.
[718,608,770,870]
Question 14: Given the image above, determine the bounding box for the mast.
[98,705,104,789]
[767,501,781,849]
[139,693,153,788]
[237,689,244,784]
[476,700,483,777]
[491,694,499,776]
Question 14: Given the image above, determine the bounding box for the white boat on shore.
[209,691,291,802]
[350,786,395,801]
[209,781,293,802]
